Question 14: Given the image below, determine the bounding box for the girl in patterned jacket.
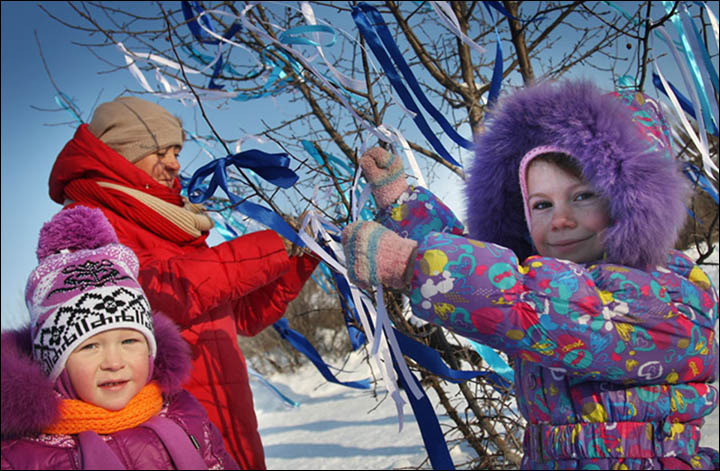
[1,206,238,469]
[341,79,718,469]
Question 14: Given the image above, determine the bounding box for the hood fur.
[465,79,689,269]
[1,312,190,440]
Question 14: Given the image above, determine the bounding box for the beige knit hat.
[89,96,184,163]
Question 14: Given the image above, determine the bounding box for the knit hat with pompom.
[25,206,156,381]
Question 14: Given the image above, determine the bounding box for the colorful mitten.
[360,147,409,208]
[341,221,418,290]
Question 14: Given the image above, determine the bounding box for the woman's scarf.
[63,179,212,244]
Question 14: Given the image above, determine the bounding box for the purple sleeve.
[407,232,719,384]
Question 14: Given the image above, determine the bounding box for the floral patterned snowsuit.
[378,186,719,469]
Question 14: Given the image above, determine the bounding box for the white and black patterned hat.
[25,206,156,381]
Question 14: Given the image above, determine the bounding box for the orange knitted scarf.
[44,382,163,435]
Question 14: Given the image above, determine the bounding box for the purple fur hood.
[1,312,191,440]
[465,79,689,268]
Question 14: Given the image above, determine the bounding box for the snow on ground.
[252,350,446,470]
[251,251,719,469]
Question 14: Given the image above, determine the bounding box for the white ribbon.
[300,1,367,91]
[378,124,428,188]
[430,1,486,56]
[116,42,240,103]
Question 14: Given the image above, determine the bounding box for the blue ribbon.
[55,93,84,125]
[352,3,463,167]
[329,265,368,350]
[187,151,298,197]
[391,350,456,470]
[278,24,337,48]
[664,1,717,138]
[394,329,512,388]
[483,3,504,107]
[186,150,304,246]
[182,1,219,44]
[466,340,515,384]
[272,318,371,390]
[181,1,244,90]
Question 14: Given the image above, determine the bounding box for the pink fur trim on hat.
[518,145,571,234]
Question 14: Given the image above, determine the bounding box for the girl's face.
[526,160,611,264]
[65,328,150,411]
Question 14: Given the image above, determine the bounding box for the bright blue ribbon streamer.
[55,93,84,125]
[185,150,304,246]
[352,3,463,167]
[302,140,373,218]
[685,3,718,96]
[273,318,371,390]
[181,1,243,90]
[390,346,456,470]
[483,3,504,107]
[394,329,512,388]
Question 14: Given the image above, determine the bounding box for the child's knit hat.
[25,206,157,381]
[88,96,184,163]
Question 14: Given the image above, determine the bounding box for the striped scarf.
[63,179,212,244]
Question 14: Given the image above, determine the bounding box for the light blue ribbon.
[663,1,718,136]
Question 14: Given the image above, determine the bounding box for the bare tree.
[40,2,718,468]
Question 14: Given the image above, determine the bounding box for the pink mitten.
[360,147,409,208]
[341,221,417,290]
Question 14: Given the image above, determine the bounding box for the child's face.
[526,160,611,264]
[65,328,150,411]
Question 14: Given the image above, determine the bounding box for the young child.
[1,206,238,470]
[342,79,719,469]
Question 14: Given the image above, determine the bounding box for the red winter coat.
[47,125,318,468]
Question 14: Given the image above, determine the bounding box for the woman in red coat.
[47,96,318,469]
